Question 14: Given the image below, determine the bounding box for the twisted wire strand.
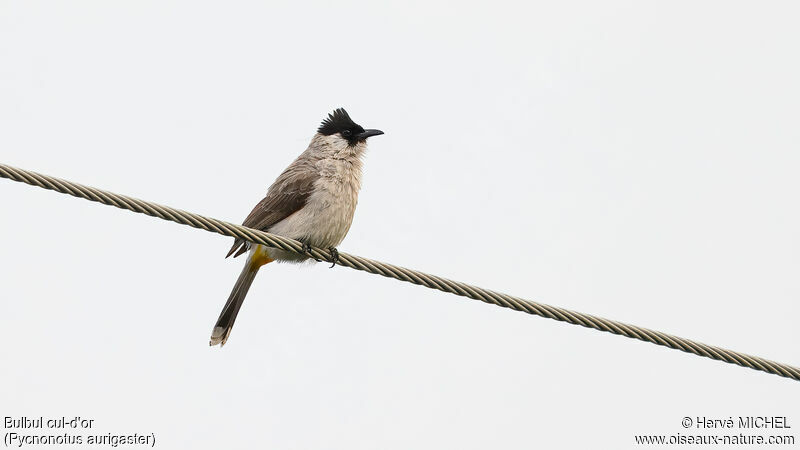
[1,162,798,382]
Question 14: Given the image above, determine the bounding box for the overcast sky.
[1,1,798,448]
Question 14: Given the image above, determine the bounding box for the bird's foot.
[300,241,320,261]
[328,247,340,268]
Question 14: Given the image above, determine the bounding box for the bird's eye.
[342,130,352,137]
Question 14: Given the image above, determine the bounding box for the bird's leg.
[300,240,319,261]
[328,247,340,268]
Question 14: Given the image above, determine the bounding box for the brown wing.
[226,158,319,258]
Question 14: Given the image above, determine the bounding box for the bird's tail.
[210,249,271,346]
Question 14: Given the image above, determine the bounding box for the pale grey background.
[1,1,798,448]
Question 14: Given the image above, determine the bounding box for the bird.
[209,108,384,346]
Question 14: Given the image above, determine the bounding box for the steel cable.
[1,162,798,381]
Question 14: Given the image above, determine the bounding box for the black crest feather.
[318,108,364,136]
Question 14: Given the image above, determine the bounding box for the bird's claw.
[301,241,320,261]
[328,247,340,268]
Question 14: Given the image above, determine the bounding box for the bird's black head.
[318,108,383,145]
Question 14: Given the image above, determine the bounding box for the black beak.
[356,129,384,140]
